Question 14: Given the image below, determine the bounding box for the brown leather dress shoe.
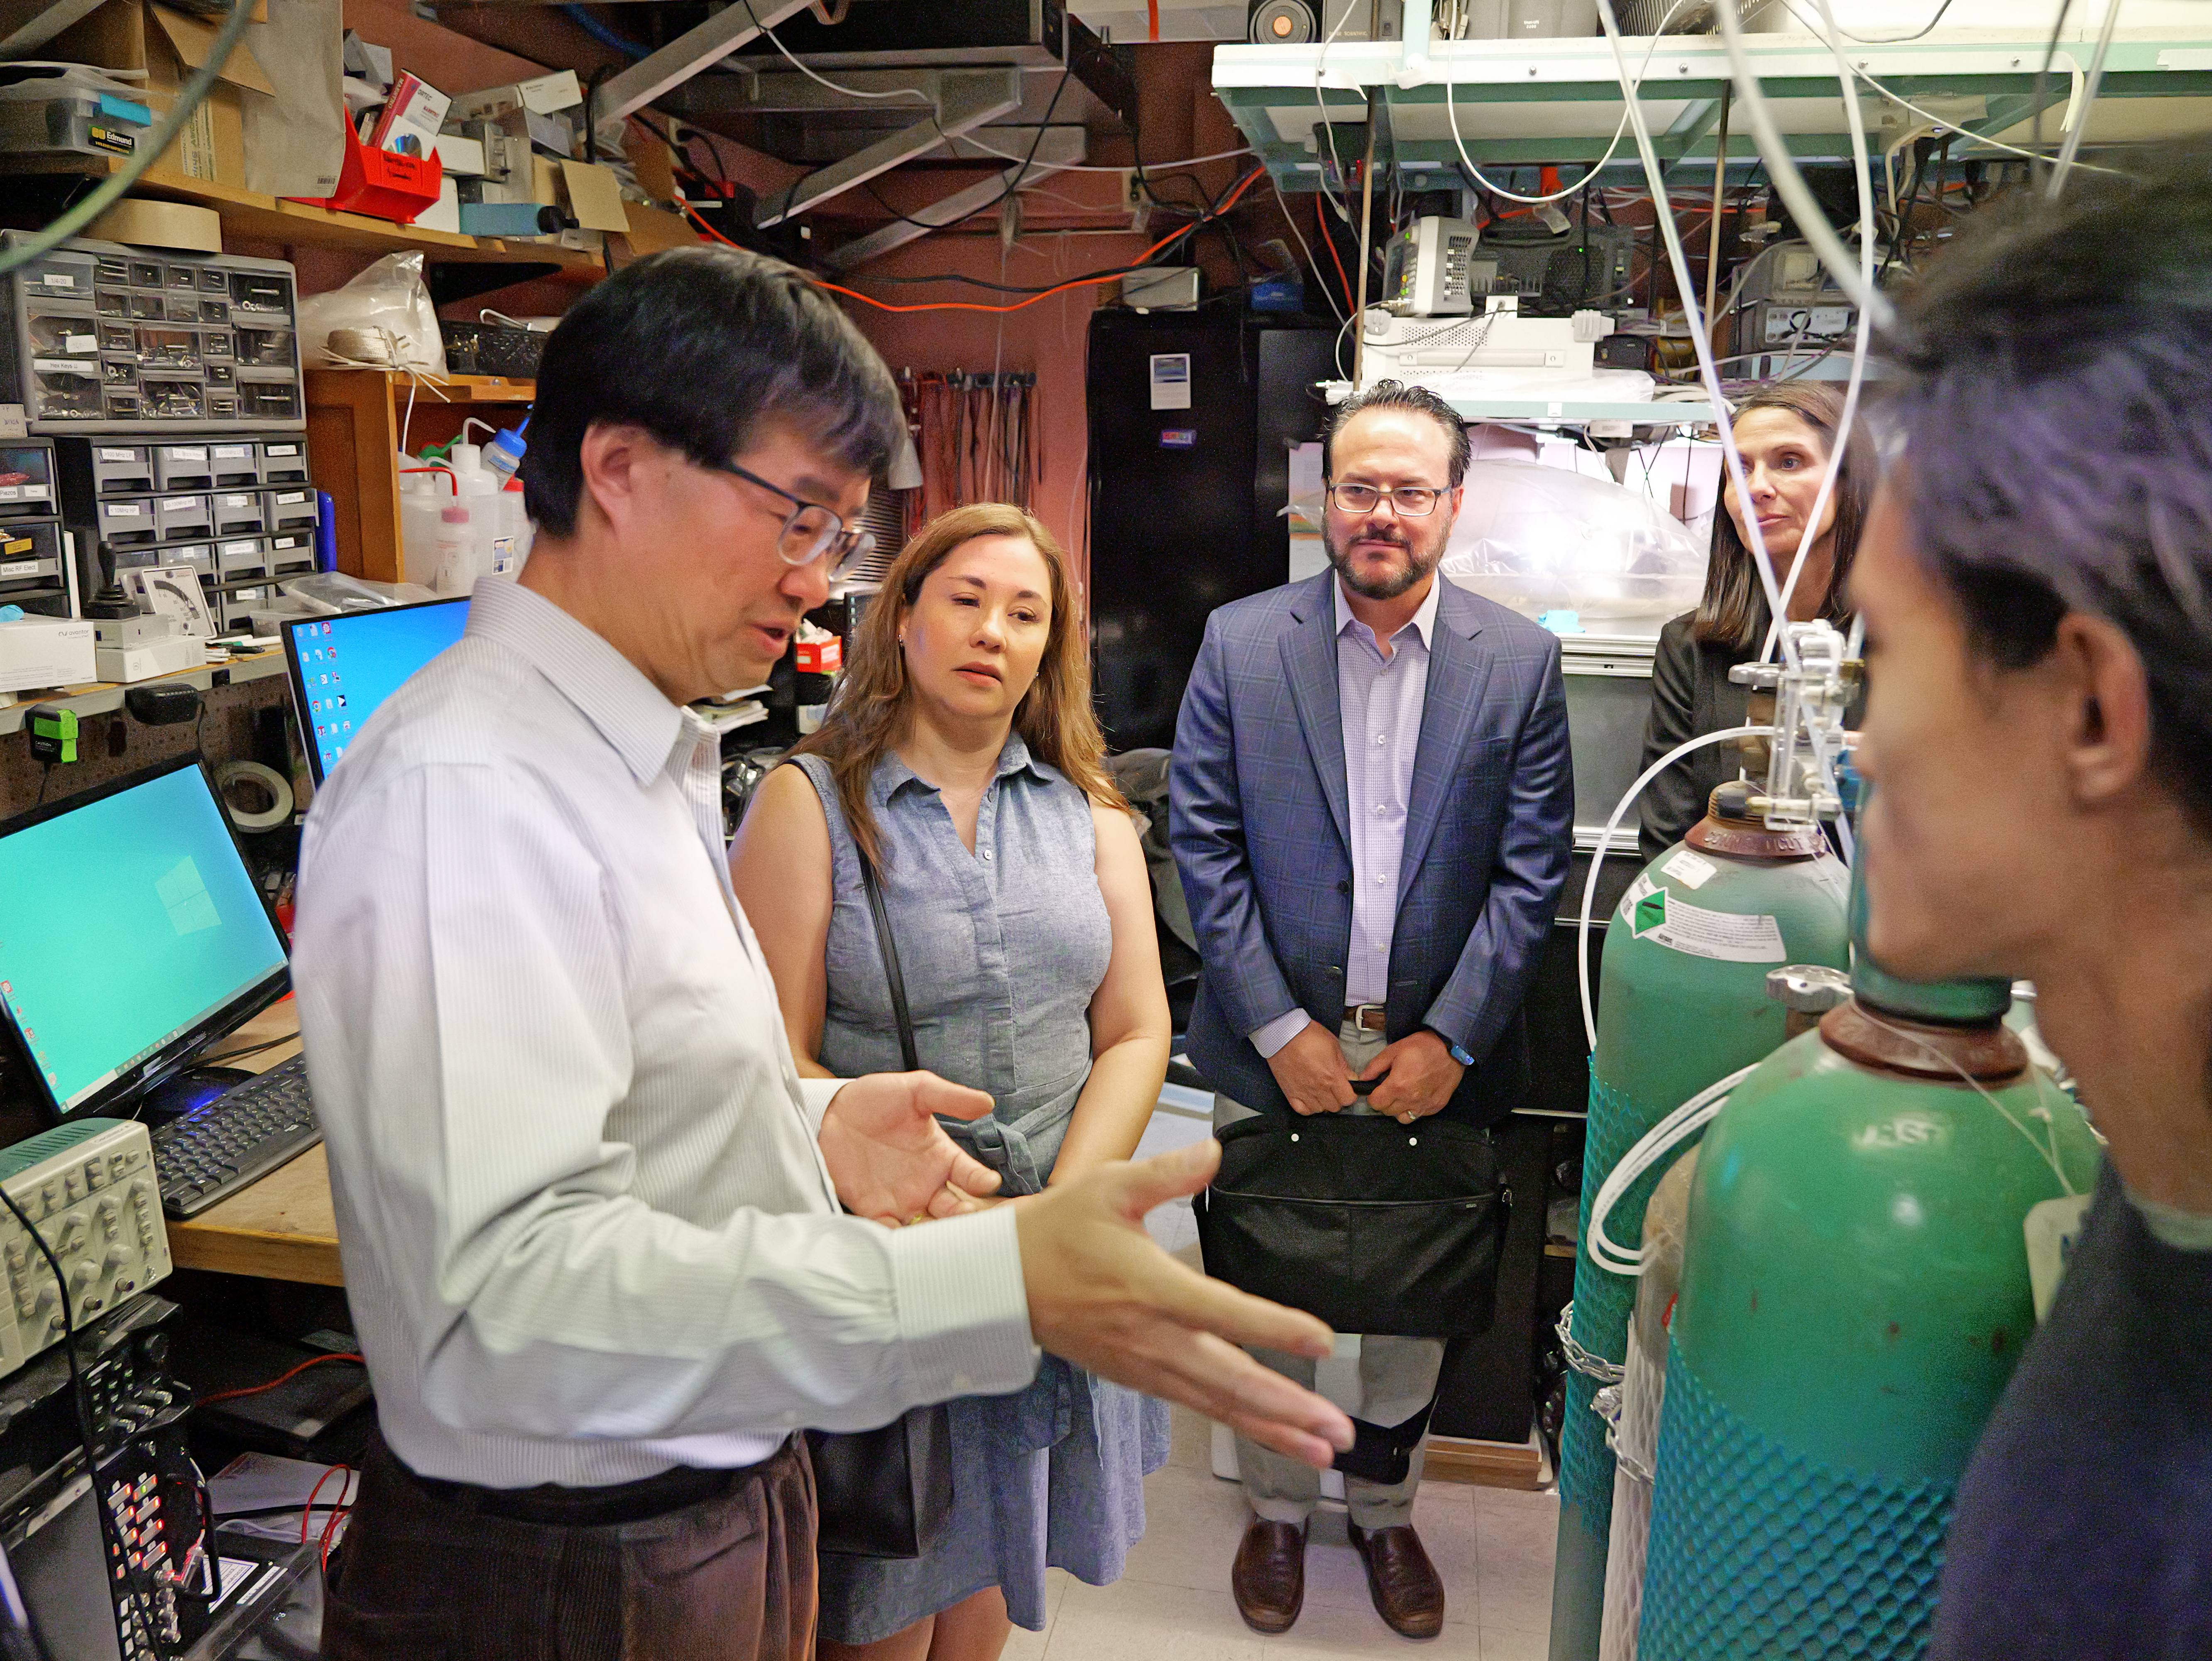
[1231,1518,1308,1634]
[1348,1521,1446,1639]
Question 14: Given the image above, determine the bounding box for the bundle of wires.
[681,165,1270,315]
[909,371,1039,520]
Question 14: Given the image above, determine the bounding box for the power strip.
[0,1120,170,1381]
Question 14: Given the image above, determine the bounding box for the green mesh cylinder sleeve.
[1638,1342,1953,1661]
[1637,1022,2103,1658]
[1548,840,1850,1661]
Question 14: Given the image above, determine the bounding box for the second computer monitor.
[282,597,469,786]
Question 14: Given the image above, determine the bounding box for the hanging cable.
[738,0,931,100]
[1757,0,1880,665]
[1576,725,1777,1054]
[2048,0,2123,195]
[1441,0,1699,206]
[1596,0,1802,675]
[0,0,254,277]
[684,166,1267,313]
[1708,0,1893,331]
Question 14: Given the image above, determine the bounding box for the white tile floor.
[999,1402,1561,1660]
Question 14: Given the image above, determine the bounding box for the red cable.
[197,1351,366,1408]
[679,166,1267,315]
[301,1465,350,1544]
[1146,0,1159,39]
[1317,197,1353,313]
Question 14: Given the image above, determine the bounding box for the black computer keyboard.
[149,1053,323,1218]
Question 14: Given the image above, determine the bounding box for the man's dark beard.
[1326,526,1443,600]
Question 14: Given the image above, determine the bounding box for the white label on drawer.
[43,274,75,289]
[0,488,14,501]
[99,448,137,462]
[274,491,307,504]
[167,446,208,462]
[106,502,144,517]
[220,539,257,557]
[213,445,251,459]
[62,334,96,355]
[19,485,47,500]
[162,496,199,511]
[0,560,40,578]
[32,360,94,374]
[219,494,252,508]
[264,443,298,456]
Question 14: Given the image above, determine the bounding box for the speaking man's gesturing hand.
[1014,1139,1356,1470]
[820,1072,1002,1227]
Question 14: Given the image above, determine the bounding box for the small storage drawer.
[85,442,152,493]
[156,492,212,539]
[154,443,216,490]
[95,496,158,545]
[215,535,268,578]
[210,490,266,535]
[0,443,56,515]
[0,520,63,589]
[257,439,308,484]
[208,440,259,486]
[265,530,314,574]
[264,487,316,532]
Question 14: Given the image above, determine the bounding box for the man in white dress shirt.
[292,247,1351,1660]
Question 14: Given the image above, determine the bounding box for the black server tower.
[1085,310,1334,752]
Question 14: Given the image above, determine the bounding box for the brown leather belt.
[1343,1004,1388,1032]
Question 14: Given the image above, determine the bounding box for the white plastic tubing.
[1586,1063,1759,1274]
[1575,725,1777,1056]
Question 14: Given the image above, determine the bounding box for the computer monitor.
[0,757,290,1124]
[281,597,470,786]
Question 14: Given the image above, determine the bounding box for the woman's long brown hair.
[1693,380,1872,649]
[790,502,1124,872]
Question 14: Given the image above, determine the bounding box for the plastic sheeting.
[1439,459,1707,623]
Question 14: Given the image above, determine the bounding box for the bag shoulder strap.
[859,856,920,1072]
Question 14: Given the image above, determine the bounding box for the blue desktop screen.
[0,764,287,1114]
[288,599,470,782]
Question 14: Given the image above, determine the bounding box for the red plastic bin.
[289,124,441,226]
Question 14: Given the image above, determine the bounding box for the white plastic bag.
[1438,459,1707,624]
[296,252,447,375]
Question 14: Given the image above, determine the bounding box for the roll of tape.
[216,760,295,832]
[88,199,223,253]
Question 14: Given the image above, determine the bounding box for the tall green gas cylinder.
[1550,783,1850,1661]
[1635,872,2102,1661]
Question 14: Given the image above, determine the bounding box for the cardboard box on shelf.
[49,0,274,189]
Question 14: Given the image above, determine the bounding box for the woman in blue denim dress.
[731,502,1172,1660]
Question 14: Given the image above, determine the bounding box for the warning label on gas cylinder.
[1620,874,1788,963]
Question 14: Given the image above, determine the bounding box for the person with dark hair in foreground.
[1851,149,2212,1659]
[1638,380,1872,858]
[291,247,1352,1660]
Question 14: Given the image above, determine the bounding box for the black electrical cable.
[32,765,51,808]
[837,168,1263,294]
[0,1187,147,1649]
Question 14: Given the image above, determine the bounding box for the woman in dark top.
[1852,149,2212,1659]
[1637,381,1872,857]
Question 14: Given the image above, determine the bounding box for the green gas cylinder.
[1551,783,1850,1661]
[1636,883,2101,1660]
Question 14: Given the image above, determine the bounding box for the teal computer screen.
[0,763,286,1114]
[286,598,469,784]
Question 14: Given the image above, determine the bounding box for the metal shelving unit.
[1213,12,2212,184]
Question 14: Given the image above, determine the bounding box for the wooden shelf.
[0,157,603,274]
[305,368,535,585]
[0,647,286,736]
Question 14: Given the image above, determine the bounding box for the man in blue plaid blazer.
[1170,381,1573,1641]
